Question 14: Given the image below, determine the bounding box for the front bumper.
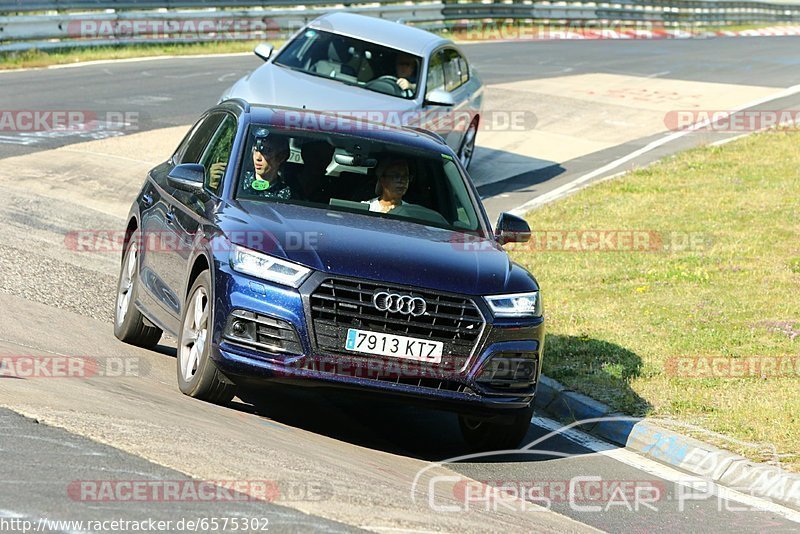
[211,265,545,415]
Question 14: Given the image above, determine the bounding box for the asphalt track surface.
[1,37,800,532]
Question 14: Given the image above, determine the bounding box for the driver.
[364,158,414,213]
[240,128,292,199]
[394,53,418,97]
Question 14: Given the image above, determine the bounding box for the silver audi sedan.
[220,12,485,169]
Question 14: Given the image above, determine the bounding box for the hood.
[226,63,419,114]
[219,202,538,296]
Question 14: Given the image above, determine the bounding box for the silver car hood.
[225,63,420,113]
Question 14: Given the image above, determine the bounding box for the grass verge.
[509,130,800,470]
[0,40,276,70]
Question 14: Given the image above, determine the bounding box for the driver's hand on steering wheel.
[396,78,411,91]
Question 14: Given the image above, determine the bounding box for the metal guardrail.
[1,0,800,52]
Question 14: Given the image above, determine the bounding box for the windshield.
[273,29,422,100]
[235,124,483,233]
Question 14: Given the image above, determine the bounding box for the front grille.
[309,278,485,375]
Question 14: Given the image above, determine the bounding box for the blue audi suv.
[114,99,544,450]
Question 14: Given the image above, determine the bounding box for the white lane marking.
[0,135,38,146]
[645,70,671,78]
[55,147,158,165]
[532,416,800,524]
[360,528,444,533]
[709,113,799,147]
[164,71,217,80]
[510,82,800,215]
[0,509,25,518]
[710,133,752,146]
[218,72,240,83]
[0,52,252,75]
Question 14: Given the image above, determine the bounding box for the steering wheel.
[365,75,403,97]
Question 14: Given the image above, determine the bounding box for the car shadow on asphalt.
[228,386,603,463]
[222,335,646,464]
[476,162,567,199]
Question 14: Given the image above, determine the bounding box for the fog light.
[232,320,247,336]
[225,316,257,343]
[476,353,538,390]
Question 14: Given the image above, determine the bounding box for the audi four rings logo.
[372,292,427,316]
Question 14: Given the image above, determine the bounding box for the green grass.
[0,40,278,70]
[510,130,800,470]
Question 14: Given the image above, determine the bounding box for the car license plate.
[344,329,443,364]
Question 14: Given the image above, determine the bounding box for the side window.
[442,49,468,92]
[425,51,445,97]
[171,120,202,166]
[178,113,225,165]
[199,114,237,195]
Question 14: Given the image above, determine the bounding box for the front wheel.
[114,232,162,348]
[458,405,534,452]
[176,270,235,404]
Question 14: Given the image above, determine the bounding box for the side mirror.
[424,89,455,107]
[254,43,274,62]
[495,212,531,245]
[168,163,205,194]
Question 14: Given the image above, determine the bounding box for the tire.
[458,405,534,452]
[458,120,478,170]
[176,270,236,404]
[114,231,162,348]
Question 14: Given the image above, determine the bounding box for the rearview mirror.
[168,164,205,194]
[495,213,531,245]
[333,153,378,168]
[254,43,274,62]
[424,89,455,107]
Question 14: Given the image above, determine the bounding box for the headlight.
[485,291,541,318]
[229,244,311,288]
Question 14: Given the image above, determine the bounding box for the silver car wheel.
[179,287,209,382]
[459,123,477,169]
[115,241,137,327]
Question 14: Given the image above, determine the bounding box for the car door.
[420,48,473,151]
[160,112,238,325]
[441,48,477,152]
[138,112,225,333]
